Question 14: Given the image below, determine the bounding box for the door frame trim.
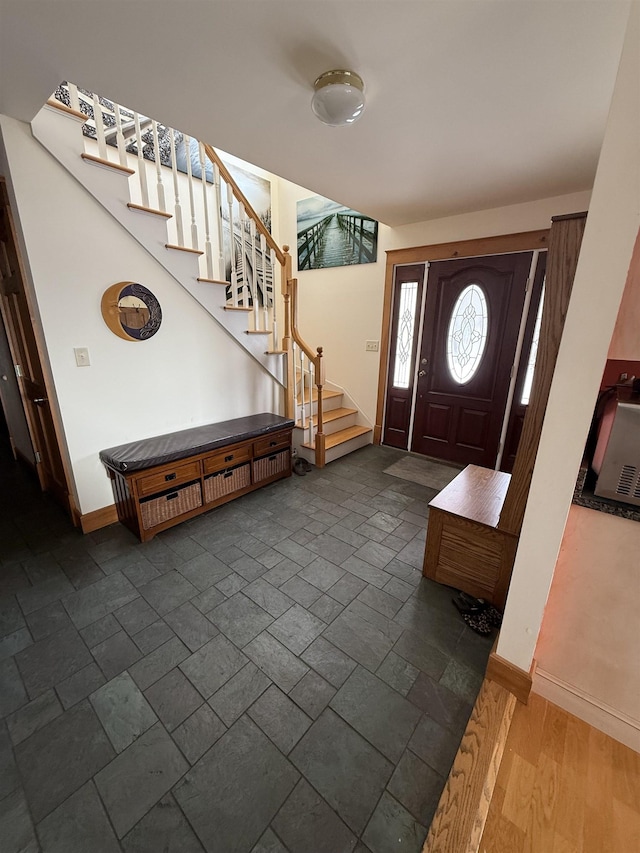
[374,230,550,444]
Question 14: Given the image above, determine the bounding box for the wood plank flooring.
[479,692,640,852]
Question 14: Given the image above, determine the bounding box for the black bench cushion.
[99,413,294,473]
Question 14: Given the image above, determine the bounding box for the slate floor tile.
[79,613,121,648]
[15,700,115,822]
[56,662,106,709]
[267,604,325,655]
[439,658,484,704]
[232,554,269,582]
[25,600,71,641]
[273,538,316,567]
[244,631,309,693]
[95,722,188,838]
[114,597,158,635]
[171,703,226,764]
[272,777,356,853]
[255,548,285,570]
[164,601,219,651]
[280,575,322,608]
[387,748,444,825]
[289,669,336,719]
[216,572,248,596]
[174,715,299,853]
[382,576,414,602]
[0,595,25,639]
[209,660,271,726]
[309,593,344,623]
[180,633,248,698]
[357,584,403,619]
[190,585,226,615]
[262,558,301,588]
[306,534,356,566]
[345,599,403,642]
[178,552,232,591]
[132,619,175,654]
[361,792,426,853]
[37,780,121,853]
[300,636,357,688]
[394,596,463,655]
[145,667,203,731]
[16,574,74,616]
[326,573,367,605]
[92,630,142,680]
[121,793,205,853]
[297,557,345,592]
[323,610,394,673]
[121,558,160,588]
[209,592,273,647]
[6,689,61,745]
[90,671,157,752]
[290,709,393,835]
[408,713,461,777]
[251,828,288,853]
[63,572,138,629]
[0,720,19,800]
[139,571,198,616]
[341,556,391,589]
[0,626,32,661]
[376,651,419,697]
[243,577,294,618]
[330,666,421,763]
[248,685,312,754]
[407,671,472,732]
[393,628,450,680]
[0,786,38,853]
[15,626,92,699]
[129,636,191,691]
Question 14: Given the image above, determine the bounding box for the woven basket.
[140,481,202,530]
[204,463,251,503]
[253,449,290,483]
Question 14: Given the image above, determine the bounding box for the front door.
[410,253,531,467]
[0,181,70,511]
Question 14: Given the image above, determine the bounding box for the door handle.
[418,370,426,377]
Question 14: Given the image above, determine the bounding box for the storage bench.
[100,413,294,542]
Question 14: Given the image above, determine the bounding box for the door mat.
[383,456,462,491]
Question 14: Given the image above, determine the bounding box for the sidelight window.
[392,280,419,389]
[446,284,489,384]
[521,283,545,405]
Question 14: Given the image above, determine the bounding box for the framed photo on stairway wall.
[296,195,378,271]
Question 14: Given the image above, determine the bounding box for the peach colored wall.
[608,228,640,360]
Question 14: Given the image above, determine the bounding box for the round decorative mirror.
[101,282,162,341]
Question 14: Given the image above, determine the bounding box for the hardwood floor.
[479,692,640,852]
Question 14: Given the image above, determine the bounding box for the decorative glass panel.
[446,284,489,384]
[392,281,418,389]
[521,283,545,405]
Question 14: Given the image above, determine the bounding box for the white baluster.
[213,164,225,280]
[198,144,213,279]
[113,103,128,167]
[92,94,107,160]
[250,219,259,330]
[270,248,277,343]
[297,344,305,430]
[169,130,184,247]
[133,112,149,208]
[183,135,198,249]
[152,120,166,212]
[226,183,237,307]
[308,359,315,448]
[260,233,268,330]
[239,204,248,307]
[68,82,80,113]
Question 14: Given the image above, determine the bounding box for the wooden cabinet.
[101,418,293,542]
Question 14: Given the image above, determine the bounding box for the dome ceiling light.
[311,70,366,127]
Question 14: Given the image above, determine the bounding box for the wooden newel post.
[281,246,295,420]
[314,346,326,468]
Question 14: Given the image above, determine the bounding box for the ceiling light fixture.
[311,70,365,127]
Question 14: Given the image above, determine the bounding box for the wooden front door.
[0,182,70,511]
[410,253,532,467]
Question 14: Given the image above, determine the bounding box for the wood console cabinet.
[100,414,293,542]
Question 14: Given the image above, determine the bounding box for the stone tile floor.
[0,440,493,853]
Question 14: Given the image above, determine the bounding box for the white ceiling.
[0,1,631,226]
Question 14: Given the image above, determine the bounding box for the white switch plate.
[365,340,379,352]
[74,347,90,367]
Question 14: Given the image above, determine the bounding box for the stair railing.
[51,82,326,465]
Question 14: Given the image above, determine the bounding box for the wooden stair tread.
[197,277,228,285]
[295,407,357,428]
[302,425,372,450]
[296,388,342,405]
[80,152,135,176]
[46,98,87,121]
[224,306,251,312]
[127,202,172,219]
[165,243,204,255]
[266,350,286,355]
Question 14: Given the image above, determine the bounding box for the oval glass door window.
[446,283,489,383]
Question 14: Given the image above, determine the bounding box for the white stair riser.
[295,412,358,439]
[297,395,343,417]
[324,431,372,464]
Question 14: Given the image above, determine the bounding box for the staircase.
[31,82,373,467]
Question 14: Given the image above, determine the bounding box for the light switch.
[74,347,90,367]
[365,340,379,352]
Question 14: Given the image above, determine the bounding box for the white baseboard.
[534,668,640,752]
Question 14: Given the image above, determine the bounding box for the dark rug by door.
[383,455,462,491]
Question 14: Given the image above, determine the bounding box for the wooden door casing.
[411,253,532,467]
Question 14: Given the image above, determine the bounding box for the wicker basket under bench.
[99,413,293,542]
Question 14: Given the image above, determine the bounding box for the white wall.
[497,3,640,680]
[1,116,282,515]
